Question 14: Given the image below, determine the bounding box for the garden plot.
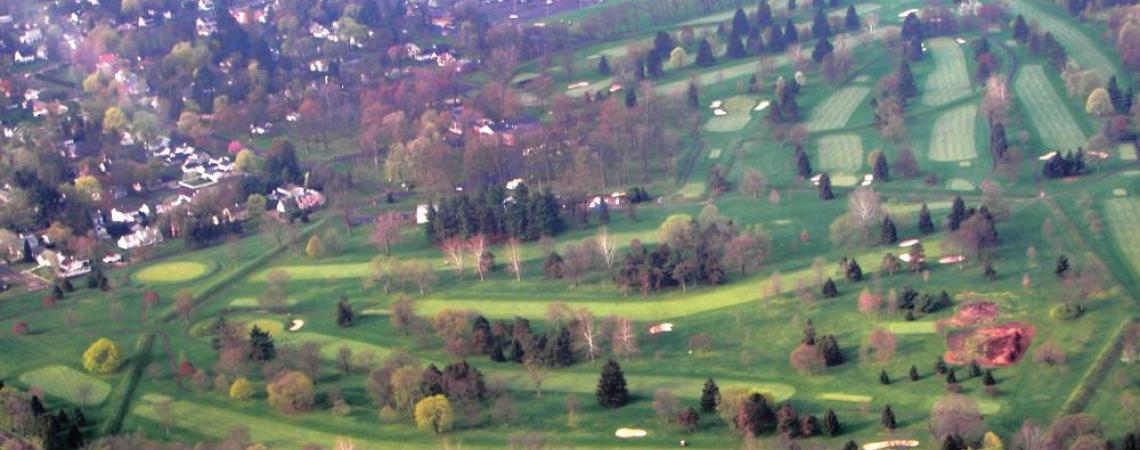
[1106,198,1140,275]
[928,104,978,162]
[805,86,870,132]
[1015,65,1088,152]
[1010,0,1119,79]
[19,365,111,406]
[921,38,972,106]
[817,134,865,173]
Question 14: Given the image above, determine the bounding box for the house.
[198,0,214,12]
[36,250,91,278]
[117,226,162,250]
[18,29,42,46]
[195,18,217,36]
[309,59,329,73]
[415,204,436,224]
[269,185,325,214]
[13,50,34,64]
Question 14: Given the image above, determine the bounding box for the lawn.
[1015,65,1088,153]
[817,134,865,174]
[134,260,215,283]
[18,365,112,406]
[1009,0,1122,80]
[921,38,972,107]
[805,86,871,132]
[927,104,979,162]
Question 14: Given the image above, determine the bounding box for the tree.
[1086,88,1114,116]
[696,39,717,67]
[596,359,630,408]
[948,196,967,231]
[882,405,897,430]
[336,296,354,328]
[796,146,813,178]
[982,432,1004,450]
[931,394,985,444]
[598,55,611,75]
[740,169,768,199]
[249,325,276,362]
[1013,15,1029,43]
[881,216,898,244]
[818,173,834,200]
[868,328,898,364]
[735,392,776,436]
[812,38,834,63]
[543,251,565,279]
[813,8,832,40]
[701,378,721,412]
[846,4,861,31]
[822,278,839,298]
[678,407,700,433]
[873,152,890,181]
[230,377,254,400]
[898,62,918,99]
[305,235,326,258]
[267,371,315,413]
[790,343,827,374]
[919,203,935,233]
[653,389,680,423]
[505,238,524,281]
[1055,255,1070,278]
[102,107,129,135]
[726,31,746,59]
[646,50,664,77]
[824,408,841,436]
[414,395,454,434]
[625,89,637,107]
[82,338,123,374]
[371,213,404,257]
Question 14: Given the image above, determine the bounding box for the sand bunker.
[938,255,965,264]
[945,322,1035,366]
[288,319,305,332]
[615,428,647,438]
[946,301,999,328]
[754,100,771,111]
[898,254,924,263]
[649,323,674,334]
[709,100,723,109]
[567,81,589,90]
[864,440,920,450]
[713,108,727,116]
[898,8,919,18]
[1038,151,1058,161]
[899,239,920,248]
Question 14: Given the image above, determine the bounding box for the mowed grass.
[817,134,865,173]
[704,114,754,132]
[1010,0,1120,79]
[134,261,213,283]
[1120,143,1137,161]
[1015,65,1087,152]
[817,393,873,403]
[804,86,870,132]
[18,365,112,406]
[928,104,978,162]
[1105,198,1140,276]
[884,321,938,334]
[921,38,972,106]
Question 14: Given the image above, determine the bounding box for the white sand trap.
[1115,189,1128,197]
[608,84,623,93]
[863,441,920,450]
[1038,151,1058,161]
[898,8,919,18]
[709,100,723,109]
[567,81,589,90]
[615,428,648,438]
[708,148,723,159]
[1088,150,1110,159]
[959,161,972,167]
[586,54,601,60]
[713,108,727,116]
[899,254,924,263]
[754,100,771,111]
[649,323,674,334]
[864,174,874,182]
[939,255,965,264]
[899,239,920,248]
[773,219,792,225]
[861,180,873,186]
[288,319,305,332]
[810,174,823,183]
[955,38,967,44]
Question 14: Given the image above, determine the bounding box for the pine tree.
[796,147,813,178]
[653,31,675,57]
[919,203,935,233]
[776,403,800,438]
[1013,15,1029,43]
[646,50,664,77]
[845,4,860,31]
[846,259,863,281]
[596,359,630,408]
[843,441,860,450]
[687,82,700,109]
[732,8,750,36]
[1108,76,1125,112]
[881,216,898,245]
[823,408,841,436]
[22,238,33,263]
[942,434,966,450]
[30,395,45,416]
[696,39,717,67]
[1055,255,1070,278]
[784,19,798,43]
[736,393,777,436]
[935,356,948,374]
[757,1,773,27]
[248,325,276,361]
[804,319,816,345]
[901,12,922,40]
[879,370,891,385]
[625,89,637,108]
[898,62,918,99]
[598,55,611,75]
[982,370,996,386]
[990,122,1009,166]
[909,365,920,381]
[969,361,982,378]
[948,196,966,231]
[800,413,821,437]
[946,368,958,385]
[1123,432,1138,450]
[51,284,64,300]
[812,38,834,62]
[873,152,889,181]
[907,36,924,61]
[700,378,721,412]
[881,405,897,430]
[818,335,844,366]
[727,31,747,59]
[335,295,354,328]
[812,8,831,39]
[822,278,839,298]
[983,262,997,281]
[818,173,834,200]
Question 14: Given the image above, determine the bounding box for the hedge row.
[1059,317,1136,416]
[99,332,155,436]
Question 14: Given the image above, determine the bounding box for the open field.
[134,261,214,283]
[19,365,112,406]
[928,104,979,162]
[817,134,865,173]
[805,86,871,132]
[1015,65,1088,153]
[921,38,972,107]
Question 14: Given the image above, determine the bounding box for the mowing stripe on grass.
[805,86,870,132]
[1009,0,1119,79]
[884,321,937,334]
[928,104,978,162]
[922,38,972,106]
[818,393,873,403]
[817,134,865,173]
[19,365,111,405]
[704,114,754,132]
[1106,198,1140,276]
[1015,65,1087,152]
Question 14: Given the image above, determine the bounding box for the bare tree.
[525,358,548,397]
[597,227,617,270]
[174,289,194,327]
[563,242,595,286]
[441,236,467,278]
[371,212,404,257]
[848,187,884,228]
[652,389,680,424]
[610,316,640,358]
[574,308,605,364]
[468,234,489,281]
[506,237,524,281]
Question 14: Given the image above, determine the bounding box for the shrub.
[266,371,315,413]
[11,321,28,335]
[414,395,454,434]
[83,338,123,374]
[229,377,254,400]
[1050,303,1084,320]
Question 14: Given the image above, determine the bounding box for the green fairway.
[884,321,938,334]
[704,114,754,132]
[818,393,873,403]
[1105,198,1140,276]
[805,86,871,132]
[1015,65,1088,153]
[1009,0,1120,79]
[817,134,865,174]
[928,104,978,162]
[18,365,112,406]
[921,38,972,107]
[134,261,214,283]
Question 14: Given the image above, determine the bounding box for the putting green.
[245,319,285,337]
[831,174,859,187]
[817,134,865,173]
[928,105,978,162]
[722,96,758,113]
[946,178,976,191]
[1120,143,1137,161]
[885,321,937,334]
[19,365,112,406]
[134,261,213,283]
[818,393,873,403]
[921,38,972,106]
[704,114,753,133]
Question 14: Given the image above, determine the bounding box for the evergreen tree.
[919,203,934,234]
[1055,255,1070,278]
[909,365,920,381]
[823,408,841,436]
[873,152,890,181]
[845,259,863,281]
[625,89,637,108]
[31,395,45,416]
[72,408,86,426]
[696,40,717,67]
[598,55,611,75]
[983,262,997,281]
[727,31,747,59]
[551,326,575,367]
[1123,432,1138,450]
[596,359,630,408]
[845,4,860,31]
[335,295,354,328]
[732,8,750,36]
[881,216,898,244]
[935,356,949,374]
[969,361,982,378]
[1108,76,1125,112]
[948,196,966,231]
[946,368,958,385]
[812,8,831,39]
[784,19,799,43]
[812,38,834,62]
[1013,15,1030,43]
[51,284,64,300]
[757,1,773,27]
[776,403,800,438]
[907,37,924,61]
[1124,86,1135,114]
[822,278,839,298]
[800,413,821,437]
[796,147,813,178]
[898,62,918,99]
[990,122,1009,167]
[818,335,844,365]
[843,441,860,450]
[818,173,834,200]
[66,423,83,449]
[748,75,760,93]
[646,50,664,77]
[737,393,777,435]
[982,370,996,386]
[653,31,675,57]
[879,370,891,385]
[687,82,700,109]
[942,434,967,450]
[901,12,922,40]
[700,378,721,412]
[881,405,897,430]
[248,325,276,361]
[544,252,565,279]
[22,238,33,263]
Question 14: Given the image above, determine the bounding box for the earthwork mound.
[945,322,1035,367]
[945,301,999,328]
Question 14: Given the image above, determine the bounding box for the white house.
[117,226,162,250]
